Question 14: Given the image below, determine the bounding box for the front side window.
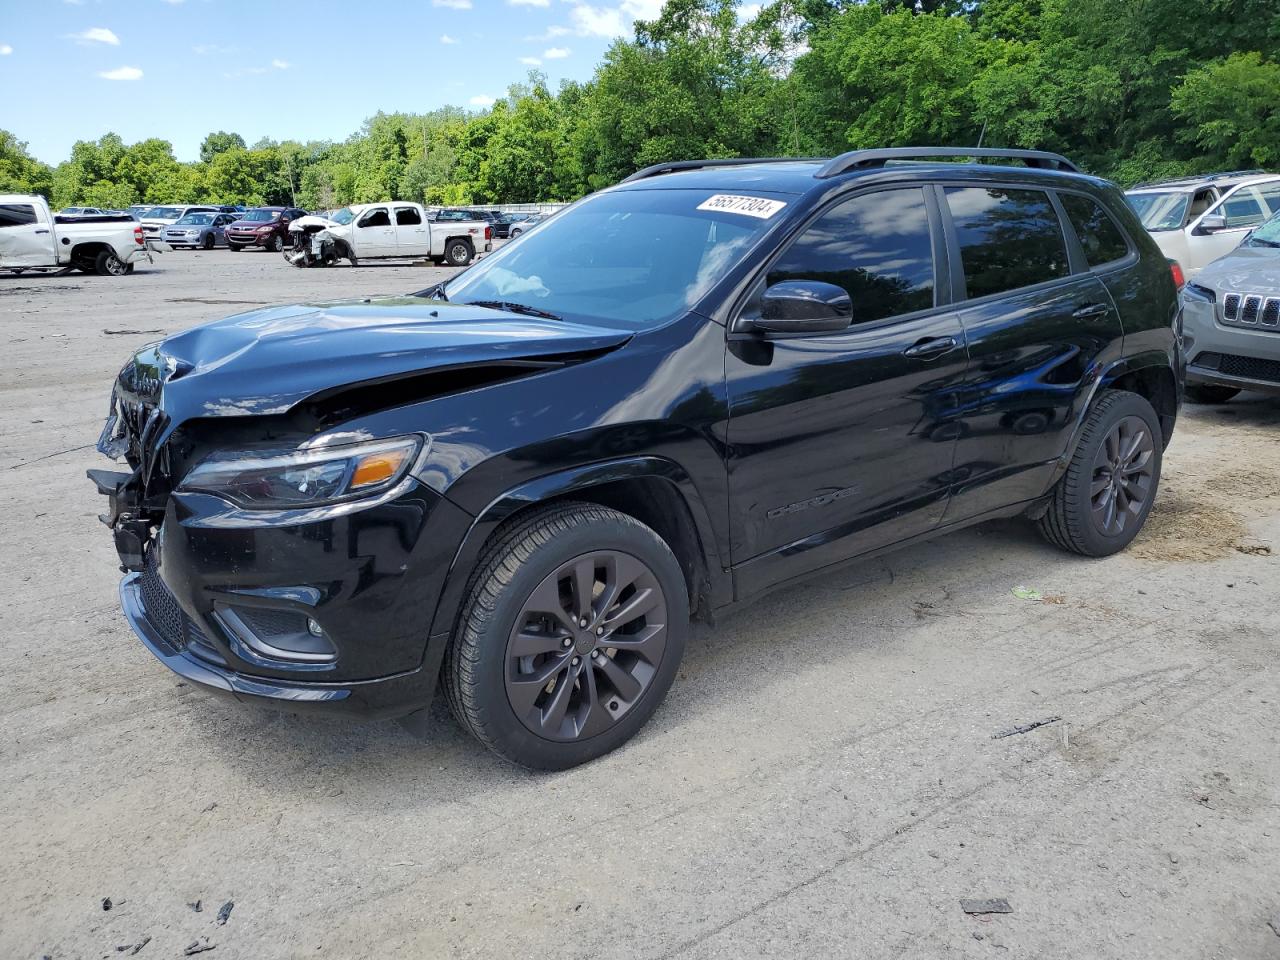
[946,187,1069,299]
[0,203,37,228]
[1060,193,1130,267]
[359,208,390,228]
[395,206,422,226]
[762,187,936,326]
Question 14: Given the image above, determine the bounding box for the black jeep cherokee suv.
[90,148,1183,769]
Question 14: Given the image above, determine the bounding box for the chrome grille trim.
[1241,295,1262,324]
[1223,294,1240,320]
[1262,297,1280,327]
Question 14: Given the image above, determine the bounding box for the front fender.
[421,455,730,671]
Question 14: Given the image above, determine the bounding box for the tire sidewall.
[446,240,471,266]
[462,513,688,770]
[1069,392,1163,556]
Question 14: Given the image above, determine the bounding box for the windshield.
[330,207,356,225]
[1125,191,1191,231]
[444,189,781,329]
[177,213,213,225]
[242,209,281,222]
[1247,210,1280,248]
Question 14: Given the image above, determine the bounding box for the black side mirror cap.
[751,280,854,334]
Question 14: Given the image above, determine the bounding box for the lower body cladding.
[1182,292,1280,396]
[117,480,474,720]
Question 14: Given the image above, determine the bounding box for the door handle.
[1072,303,1109,320]
[34,229,50,234]
[903,336,958,360]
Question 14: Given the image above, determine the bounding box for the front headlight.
[179,436,423,509]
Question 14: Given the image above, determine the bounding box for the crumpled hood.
[1196,246,1280,293]
[116,297,631,430]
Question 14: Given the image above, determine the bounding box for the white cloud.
[519,55,541,65]
[440,33,458,44]
[543,46,570,58]
[99,65,143,80]
[469,94,496,107]
[271,58,290,69]
[622,0,664,19]
[433,0,472,7]
[70,27,121,46]
[160,0,186,5]
[510,0,550,5]
[0,44,11,56]
[567,4,623,37]
[737,2,762,20]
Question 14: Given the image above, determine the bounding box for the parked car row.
[1125,170,1280,404]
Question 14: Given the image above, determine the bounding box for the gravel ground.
[2,251,1279,960]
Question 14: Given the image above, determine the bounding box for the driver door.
[0,201,53,267]
[725,185,968,596]
[355,207,395,257]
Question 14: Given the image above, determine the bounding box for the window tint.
[358,208,390,228]
[765,187,935,326]
[1258,182,1280,216]
[1060,193,1129,266]
[395,206,422,226]
[946,187,1069,298]
[0,203,37,228]
[1219,191,1265,228]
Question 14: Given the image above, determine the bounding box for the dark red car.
[225,207,307,252]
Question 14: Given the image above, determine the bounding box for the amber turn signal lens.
[351,450,410,488]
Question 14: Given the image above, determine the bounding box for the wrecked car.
[285,202,490,268]
[90,148,1181,770]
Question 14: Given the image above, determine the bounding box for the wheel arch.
[69,240,111,262]
[425,456,729,649]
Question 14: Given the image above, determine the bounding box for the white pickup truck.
[285,202,491,268]
[1,194,165,276]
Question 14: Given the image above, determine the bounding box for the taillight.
[1169,259,1185,291]
[134,226,144,246]
[485,225,492,240]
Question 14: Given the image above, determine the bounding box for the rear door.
[725,185,969,595]
[354,206,395,257]
[940,183,1126,524]
[393,205,431,256]
[0,201,53,267]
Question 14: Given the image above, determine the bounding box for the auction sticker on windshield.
[696,195,787,219]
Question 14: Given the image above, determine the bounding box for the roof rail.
[1130,169,1268,189]
[620,157,826,183]
[816,147,1081,178]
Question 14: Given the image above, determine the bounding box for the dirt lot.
[2,251,1279,960]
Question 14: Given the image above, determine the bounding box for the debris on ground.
[102,329,164,336]
[117,935,150,954]
[992,716,1062,739]
[184,938,216,955]
[216,900,234,925]
[1267,913,1280,937]
[961,898,1013,915]
[1011,586,1042,601]
[188,899,202,912]
[102,897,113,911]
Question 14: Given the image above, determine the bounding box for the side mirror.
[753,280,853,334]
[1196,212,1228,234]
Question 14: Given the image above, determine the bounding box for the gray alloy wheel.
[446,239,472,266]
[510,227,523,238]
[202,232,215,250]
[1089,415,1155,537]
[269,234,284,253]
[94,250,128,276]
[505,550,668,742]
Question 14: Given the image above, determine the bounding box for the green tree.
[199,131,247,164]
[1171,52,1280,169]
[0,130,54,196]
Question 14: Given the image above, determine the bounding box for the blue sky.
[0,0,666,164]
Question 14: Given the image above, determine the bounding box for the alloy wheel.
[1090,415,1154,536]
[505,550,668,742]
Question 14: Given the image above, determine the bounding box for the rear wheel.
[510,227,523,238]
[202,233,215,250]
[1185,383,1240,405]
[443,502,688,770]
[94,250,129,276]
[445,239,473,266]
[1037,389,1162,557]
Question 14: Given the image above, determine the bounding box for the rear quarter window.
[1059,193,1130,267]
[946,186,1070,299]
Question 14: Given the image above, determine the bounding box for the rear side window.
[766,187,936,326]
[1059,194,1130,266]
[946,187,1069,299]
[395,206,422,226]
[1219,191,1266,228]
[0,203,37,228]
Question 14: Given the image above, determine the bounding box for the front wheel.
[202,233,215,250]
[1037,389,1162,557]
[1185,384,1240,405]
[442,502,688,770]
[509,227,523,238]
[269,234,284,253]
[228,243,242,252]
[94,250,129,276]
[444,239,473,266]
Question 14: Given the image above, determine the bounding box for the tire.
[269,234,284,253]
[94,250,129,276]
[1037,389,1163,557]
[443,502,689,770]
[445,239,473,266]
[510,227,523,238]
[1185,383,1240,405]
[202,233,215,250]
[228,243,242,252]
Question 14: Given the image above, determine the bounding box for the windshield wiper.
[411,282,449,301]
[1248,238,1280,248]
[463,299,562,321]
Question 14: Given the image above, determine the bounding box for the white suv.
[1125,170,1280,275]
